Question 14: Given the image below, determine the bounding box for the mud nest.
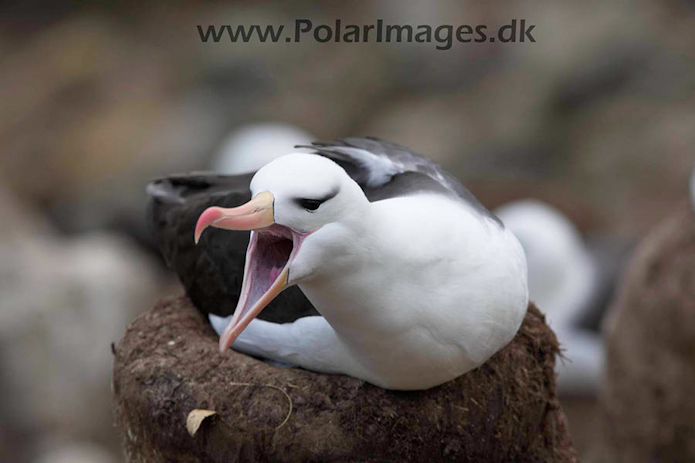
[601,204,695,462]
[112,296,576,462]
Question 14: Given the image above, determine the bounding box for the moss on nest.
[112,296,576,462]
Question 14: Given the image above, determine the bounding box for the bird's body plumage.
[149,137,528,390]
[293,192,524,389]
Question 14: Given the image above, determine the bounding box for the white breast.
[298,194,529,389]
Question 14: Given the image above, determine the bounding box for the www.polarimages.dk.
[197,19,536,50]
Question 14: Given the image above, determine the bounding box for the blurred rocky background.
[1,1,693,461]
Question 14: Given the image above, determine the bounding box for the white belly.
[296,195,529,390]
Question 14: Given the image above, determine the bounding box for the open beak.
[194,191,305,352]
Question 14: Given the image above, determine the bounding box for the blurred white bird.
[495,199,604,396]
[212,122,314,174]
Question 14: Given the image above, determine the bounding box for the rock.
[0,187,161,458]
[113,296,577,462]
[35,439,119,463]
[600,204,695,461]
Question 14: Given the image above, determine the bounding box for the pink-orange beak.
[194,191,275,244]
[194,191,298,352]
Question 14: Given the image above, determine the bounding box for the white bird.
[196,138,528,390]
[212,122,314,174]
[495,199,604,396]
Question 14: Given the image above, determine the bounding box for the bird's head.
[194,153,367,352]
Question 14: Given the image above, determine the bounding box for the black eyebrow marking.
[293,187,340,211]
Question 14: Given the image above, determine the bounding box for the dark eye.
[296,198,323,211]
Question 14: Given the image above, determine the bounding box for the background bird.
[147,172,317,323]
[495,200,606,396]
[211,122,314,175]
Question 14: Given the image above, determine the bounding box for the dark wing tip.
[295,136,388,150]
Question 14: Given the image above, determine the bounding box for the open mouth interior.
[239,225,295,318]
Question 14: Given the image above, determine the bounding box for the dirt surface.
[601,203,695,462]
[112,296,577,462]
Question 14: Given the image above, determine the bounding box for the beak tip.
[194,207,222,245]
[218,338,230,353]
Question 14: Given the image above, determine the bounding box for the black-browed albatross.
[150,138,528,390]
